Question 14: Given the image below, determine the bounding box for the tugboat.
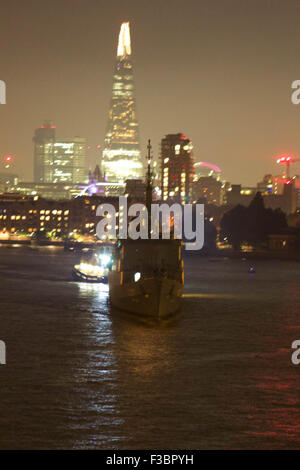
[108,141,184,320]
[72,262,107,283]
[72,246,113,283]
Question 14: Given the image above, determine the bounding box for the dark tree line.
[220,193,287,250]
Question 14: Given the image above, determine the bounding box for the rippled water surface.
[0,246,299,449]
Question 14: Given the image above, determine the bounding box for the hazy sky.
[1,0,300,185]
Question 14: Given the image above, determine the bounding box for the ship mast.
[145,139,153,238]
[146,139,153,213]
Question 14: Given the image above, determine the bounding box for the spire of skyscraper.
[117,22,131,57]
[102,22,143,183]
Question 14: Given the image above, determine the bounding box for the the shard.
[102,22,143,182]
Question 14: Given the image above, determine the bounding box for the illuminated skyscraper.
[161,134,194,203]
[33,121,87,184]
[102,22,143,182]
[33,121,55,183]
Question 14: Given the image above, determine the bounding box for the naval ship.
[108,141,184,320]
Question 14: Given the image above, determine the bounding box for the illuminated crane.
[276,154,300,178]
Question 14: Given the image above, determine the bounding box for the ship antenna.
[146,139,153,213]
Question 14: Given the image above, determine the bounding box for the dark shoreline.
[1,239,299,261]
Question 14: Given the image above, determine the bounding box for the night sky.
[1,0,300,185]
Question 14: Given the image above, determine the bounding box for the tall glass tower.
[33,121,87,184]
[102,22,143,182]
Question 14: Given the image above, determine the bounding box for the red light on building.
[276,154,293,164]
[4,155,12,162]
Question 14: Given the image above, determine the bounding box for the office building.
[33,121,87,184]
[160,133,193,203]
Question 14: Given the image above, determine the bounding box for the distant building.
[291,175,300,209]
[53,138,86,183]
[226,184,255,206]
[0,193,123,238]
[220,181,231,205]
[0,172,18,190]
[88,165,102,186]
[74,181,126,198]
[257,174,274,194]
[226,181,297,214]
[160,133,194,203]
[76,166,126,198]
[256,173,287,196]
[125,179,146,201]
[193,161,221,180]
[9,182,78,200]
[0,154,18,193]
[102,22,143,182]
[33,121,55,183]
[268,231,297,251]
[283,179,297,213]
[192,176,222,205]
[33,121,87,184]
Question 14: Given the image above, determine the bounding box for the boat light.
[100,254,111,267]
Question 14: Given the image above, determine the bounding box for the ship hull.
[108,273,183,319]
[72,267,108,284]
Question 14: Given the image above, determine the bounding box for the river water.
[0,246,299,449]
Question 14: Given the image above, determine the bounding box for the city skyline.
[1,1,300,454]
[2,1,300,186]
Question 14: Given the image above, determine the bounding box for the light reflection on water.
[72,282,124,448]
[0,248,299,449]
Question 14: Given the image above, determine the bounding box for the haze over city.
[1,0,300,185]
[1,0,300,455]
